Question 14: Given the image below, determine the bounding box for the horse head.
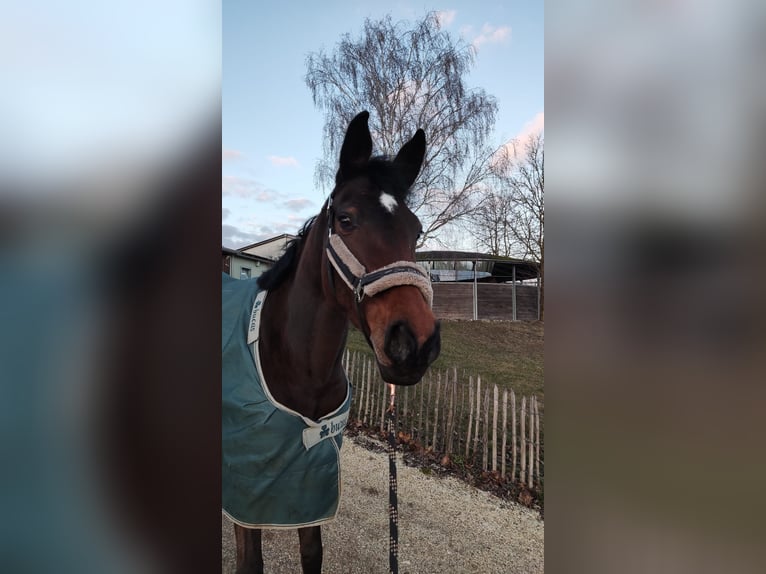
[325,111,441,385]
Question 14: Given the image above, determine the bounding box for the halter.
[324,197,433,308]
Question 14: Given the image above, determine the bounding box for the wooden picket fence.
[342,350,544,489]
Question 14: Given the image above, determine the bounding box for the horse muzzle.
[378,320,441,386]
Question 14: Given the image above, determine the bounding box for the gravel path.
[222,436,544,573]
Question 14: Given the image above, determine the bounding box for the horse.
[222,111,441,574]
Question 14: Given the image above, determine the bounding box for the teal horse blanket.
[222,274,351,528]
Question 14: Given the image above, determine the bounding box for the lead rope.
[386,384,399,574]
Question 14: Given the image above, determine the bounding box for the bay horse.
[222,111,441,573]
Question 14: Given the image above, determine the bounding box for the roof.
[416,250,529,263]
[416,250,539,282]
[222,247,273,265]
[237,234,297,252]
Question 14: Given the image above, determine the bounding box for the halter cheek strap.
[326,233,433,307]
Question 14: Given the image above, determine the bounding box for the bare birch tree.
[468,184,514,257]
[507,133,544,264]
[510,133,544,318]
[305,13,499,246]
[470,132,544,317]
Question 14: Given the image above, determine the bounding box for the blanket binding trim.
[222,437,344,531]
[248,290,351,434]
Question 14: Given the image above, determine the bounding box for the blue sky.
[222,1,543,249]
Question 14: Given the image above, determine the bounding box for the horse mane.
[256,216,317,291]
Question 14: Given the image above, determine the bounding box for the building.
[222,247,273,280]
[416,251,541,321]
[222,234,297,280]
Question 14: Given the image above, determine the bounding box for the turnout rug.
[222,274,351,528]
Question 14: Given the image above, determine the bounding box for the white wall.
[229,255,269,280]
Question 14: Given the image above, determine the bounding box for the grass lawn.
[345,319,544,399]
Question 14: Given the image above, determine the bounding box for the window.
[476,260,493,273]
[240,267,251,279]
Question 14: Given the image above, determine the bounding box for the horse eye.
[337,214,355,232]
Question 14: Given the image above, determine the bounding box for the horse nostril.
[384,321,417,365]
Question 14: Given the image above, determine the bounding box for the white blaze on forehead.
[379,191,398,214]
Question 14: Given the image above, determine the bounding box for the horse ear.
[394,129,426,189]
[338,111,373,180]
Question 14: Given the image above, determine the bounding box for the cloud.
[492,112,544,167]
[222,217,307,249]
[255,190,279,202]
[223,148,243,160]
[464,23,511,50]
[515,112,545,145]
[268,155,299,168]
[222,224,270,249]
[222,207,230,220]
[275,216,306,234]
[286,214,307,225]
[283,198,315,212]
[435,10,456,28]
[222,175,281,201]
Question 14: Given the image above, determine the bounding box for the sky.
[222,1,543,250]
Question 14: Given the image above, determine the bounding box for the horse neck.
[258,217,349,420]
